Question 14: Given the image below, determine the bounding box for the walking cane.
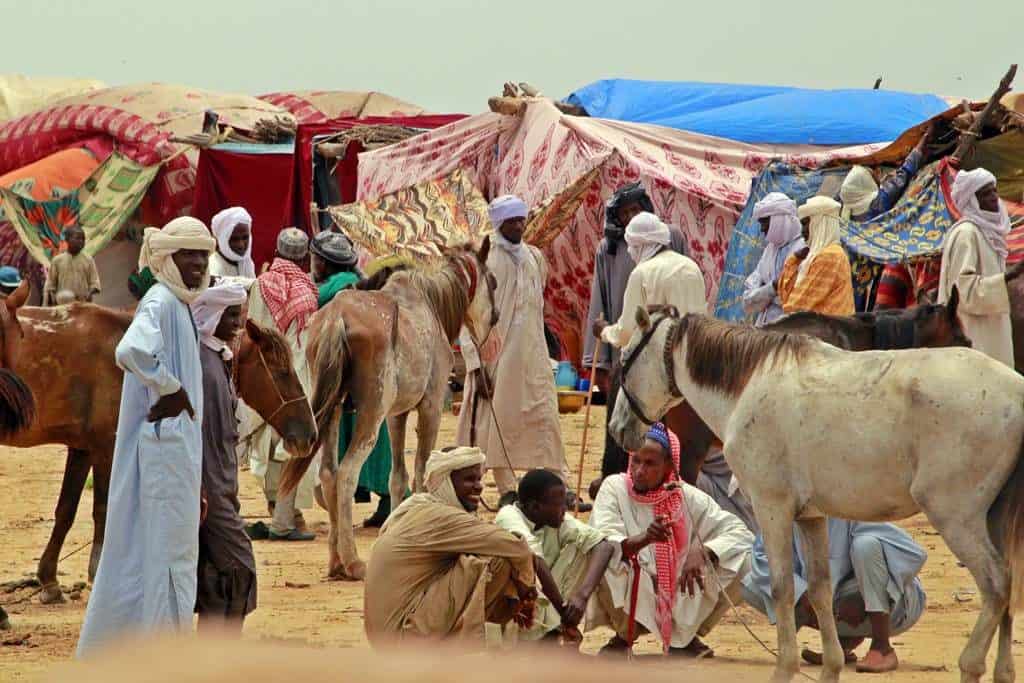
[574,319,604,514]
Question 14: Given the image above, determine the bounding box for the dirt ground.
[0,408,1014,681]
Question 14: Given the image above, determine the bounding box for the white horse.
[609,307,1024,683]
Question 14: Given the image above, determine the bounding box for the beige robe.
[494,504,611,639]
[241,284,318,508]
[938,220,1014,368]
[588,475,753,648]
[601,250,706,349]
[364,496,535,646]
[43,251,101,304]
[456,245,567,489]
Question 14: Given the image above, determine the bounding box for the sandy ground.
[0,408,1014,681]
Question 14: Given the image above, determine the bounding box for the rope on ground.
[0,540,94,607]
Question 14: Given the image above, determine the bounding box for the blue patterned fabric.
[714,161,954,322]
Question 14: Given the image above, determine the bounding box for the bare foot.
[856,649,898,673]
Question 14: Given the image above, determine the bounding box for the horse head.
[609,305,685,451]
[451,237,498,345]
[910,285,971,349]
[235,319,317,458]
[0,280,35,436]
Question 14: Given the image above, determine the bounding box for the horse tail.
[990,428,1024,614]
[0,368,34,437]
[279,317,349,496]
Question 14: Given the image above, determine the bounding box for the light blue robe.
[742,518,926,625]
[76,283,205,656]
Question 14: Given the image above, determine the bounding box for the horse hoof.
[38,585,65,605]
[345,561,367,581]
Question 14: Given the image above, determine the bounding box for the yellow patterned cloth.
[778,243,855,316]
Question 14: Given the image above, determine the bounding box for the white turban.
[190,279,248,359]
[839,166,879,220]
[211,206,256,278]
[796,196,842,285]
[753,192,801,247]
[489,194,529,261]
[139,217,216,304]
[951,168,1009,263]
[624,211,671,264]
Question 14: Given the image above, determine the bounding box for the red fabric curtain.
[192,148,294,272]
[285,114,466,231]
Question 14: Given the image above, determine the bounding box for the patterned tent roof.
[259,90,428,124]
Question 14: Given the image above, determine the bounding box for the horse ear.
[478,235,491,264]
[244,319,264,344]
[635,305,651,330]
[5,280,29,312]
[947,285,960,320]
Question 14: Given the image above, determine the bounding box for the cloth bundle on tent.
[0,151,159,266]
[259,90,428,124]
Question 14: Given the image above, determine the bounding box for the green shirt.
[317,271,360,308]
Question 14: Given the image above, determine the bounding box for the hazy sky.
[8,1,1021,113]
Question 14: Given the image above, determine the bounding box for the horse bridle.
[618,309,685,426]
[234,343,308,429]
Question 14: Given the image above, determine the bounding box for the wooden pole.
[575,340,603,514]
[952,64,1017,164]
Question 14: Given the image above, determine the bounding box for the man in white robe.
[742,193,806,326]
[456,195,569,498]
[494,469,614,644]
[588,423,753,656]
[208,206,256,279]
[76,217,216,656]
[938,167,1024,368]
[241,228,320,541]
[594,212,706,350]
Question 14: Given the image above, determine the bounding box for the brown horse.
[0,289,316,603]
[662,290,969,485]
[281,243,497,581]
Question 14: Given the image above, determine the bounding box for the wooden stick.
[952,64,1017,163]
[575,340,603,514]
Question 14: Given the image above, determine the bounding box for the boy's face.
[66,229,86,255]
[214,305,244,343]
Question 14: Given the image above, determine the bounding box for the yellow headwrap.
[138,216,216,304]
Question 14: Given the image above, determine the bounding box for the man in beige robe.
[364,447,537,647]
[457,195,569,498]
[939,167,1024,368]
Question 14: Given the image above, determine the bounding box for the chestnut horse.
[0,287,316,603]
[281,243,497,580]
[664,291,970,484]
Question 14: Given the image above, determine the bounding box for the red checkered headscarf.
[626,422,689,652]
[258,258,318,337]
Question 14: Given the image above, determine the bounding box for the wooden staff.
[575,331,604,514]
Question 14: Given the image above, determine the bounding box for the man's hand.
[795,246,810,260]
[835,596,866,627]
[796,594,819,629]
[561,592,588,628]
[678,549,706,597]
[916,122,935,151]
[513,587,537,629]
[592,317,608,340]
[147,388,195,423]
[474,368,493,400]
[1006,261,1024,283]
[645,516,672,544]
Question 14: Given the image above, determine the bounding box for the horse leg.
[388,413,410,507]
[755,503,801,683]
[414,399,441,492]
[995,611,1015,683]
[335,409,384,580]
[37,449,90,604]
[318,409,341,578]
[921,507,1007,683]
[88,446,112,583]
[795,517,844,683]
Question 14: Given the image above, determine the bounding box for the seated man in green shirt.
[494,469,614,646]
[310,230,394,527]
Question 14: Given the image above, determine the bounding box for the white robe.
[456,244,567,483]
[76,283,204,656]
[240,284,318,508]
[601,250,706,349]
[209,252,241,278]
[587,474,754,648]
[938,220,1014,368]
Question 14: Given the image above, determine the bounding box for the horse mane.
[383,250,474,342]
[357,263,411,291]
[680,314,812,396]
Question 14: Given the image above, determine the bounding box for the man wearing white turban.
[777,197,855,316]
[190,280,258,633]
[938,168,1024,368]
[594,212,707,349]
[743,193,806,326]
[210,206,256,279]
[77,217,216,656]
[457,195,570,500]
[365,447,537,646]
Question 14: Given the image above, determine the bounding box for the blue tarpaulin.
[565,80,950,145]
[713,161,954,322]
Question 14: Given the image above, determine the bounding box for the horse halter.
[235,343,308,428]
[618,310,685,426]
